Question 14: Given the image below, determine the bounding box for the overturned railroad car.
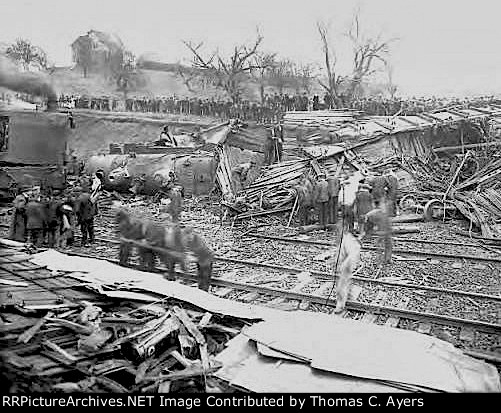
[85,152,217,196]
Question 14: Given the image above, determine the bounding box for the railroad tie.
[417,322,433,335]
[297,281,330,311]
[339,285,364,318]
[385,297,411,328]
[459,327,476,342]
[213,287,234,298]
[360,291,388,323]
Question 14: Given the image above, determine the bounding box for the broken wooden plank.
[172,306,210,381]
[46,318,94,335]
[198,313,212,328]
[299,223,337,233]
[0,318,38,334]
[17,311,54,344]
[147,362,222,383]
[239,292,260,303]
[178,324,196,356]
[0,279,29,287]
[172,307,206,345]
[170,350,193,368]
[233,206,292,221]
[42,340,78,364]
[94,376,129,393]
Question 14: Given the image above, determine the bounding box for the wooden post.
[287,195,299,228]
[443,150,471,201]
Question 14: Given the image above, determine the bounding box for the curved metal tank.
[86,152,216,196]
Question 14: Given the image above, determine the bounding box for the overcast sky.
[2,0,500,97]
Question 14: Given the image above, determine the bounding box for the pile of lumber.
[403,153,501,237]
[243,159,310,208]
[1,299,242,393]
[283,110,364,127]
[452,157,501,237]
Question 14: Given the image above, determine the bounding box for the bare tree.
[175,64,198,93]
[317,22,344,108]
[345,11,393,101]
[251,52,277,103]
[384,62,398,99]
[317,10,395,108]
[289,62,316,94]
[6,39,48,71]
[183,33,272,103]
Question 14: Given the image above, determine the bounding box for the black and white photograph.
[0,0,500,400]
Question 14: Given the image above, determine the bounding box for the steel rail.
[243,233,501,263]
[62,250,501,336]
[85,235,501,303]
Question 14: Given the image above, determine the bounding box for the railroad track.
[69,233,500,302]
[46,247,500,366]
[243,233,501,263]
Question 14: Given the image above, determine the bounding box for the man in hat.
[166,186,183,224]
[368,173,387,207]
[272,122,284,163]
[25,194,46,247]
[9,189,29,242]
[360,200,392,264]
[74,188,97,246]
[263,130,275,165]
[384,169,399,217]
[44,195,63,248]
[59,192,76,248]
[314,172,329,228]
[354,180,374,234]
[327,173,341,224]
[155,125,178,147]
[333,222,361,314]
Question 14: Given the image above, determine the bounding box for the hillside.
[49,65,322,102]
[50,66,203,99]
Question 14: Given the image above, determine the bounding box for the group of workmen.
[294,169,398,235]
[8,173,103,248]
[330,170,398,313]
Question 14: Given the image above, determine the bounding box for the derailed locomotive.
[0,110,67,199]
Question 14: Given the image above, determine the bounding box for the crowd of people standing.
[56,92,500,122]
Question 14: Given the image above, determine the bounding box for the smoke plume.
[0,55,57,101]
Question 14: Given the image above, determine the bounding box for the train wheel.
[399,194,417,211]
[423,199,445,221]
